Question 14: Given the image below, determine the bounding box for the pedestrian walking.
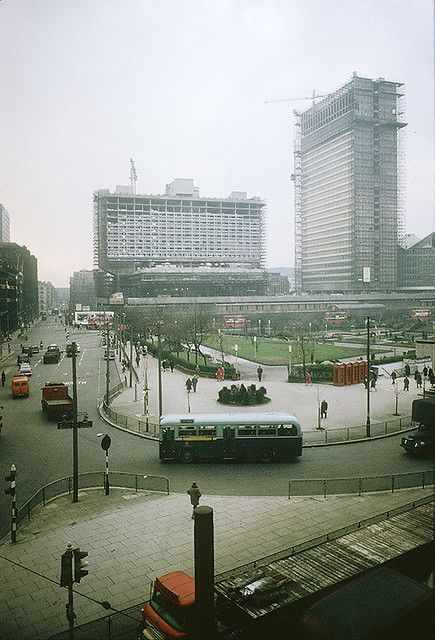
[192,375,198,393]
[423,366,428,378]
[428,367,433,379]
[305,371,312,385]
[257,365,263,382]
[416,372,422,388]
[391,371,397,384]
[135,354,140,367]
[187,482,201,519]
[320,399,328,419]
[413,370,419,382]
[185,378,192,393]
[404,363,411,377]
[370,376,377,391]
[169,360,174,372]
[1,370,5,387]
[403,376,409,391]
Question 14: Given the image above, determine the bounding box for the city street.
[0,318,431,537]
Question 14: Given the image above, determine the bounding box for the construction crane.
[129,158,137,194]
[265,89,328,106]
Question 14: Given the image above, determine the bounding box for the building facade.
[294,74,406,293]
[38,281,57,315]
[69,269,96,309]
[0,243,38,331]
[93,179,266,298]
[398,232,435,292]
[0,205,10,243]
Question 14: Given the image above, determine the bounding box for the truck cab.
[401,397,435,457]
[140,571,195,639]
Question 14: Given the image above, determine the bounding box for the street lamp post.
[234,344,238,367]
[187,388,191,413]
[157,329,163,417]
[143,354,149,431]
[393,382,400,416]
[253,336,257,357]
[258,319,261,336]
[288,345,292,381]
[218,329,224,365]
[366,316,371,437]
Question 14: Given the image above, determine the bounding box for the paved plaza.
[0,332,433,639]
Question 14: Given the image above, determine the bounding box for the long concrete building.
[294,73,406,294]
[93,179,267,298]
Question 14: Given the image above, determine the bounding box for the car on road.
[11,376,30,398]
[31,345,39,354]
[104,349,116,361]
[18,363,32,377]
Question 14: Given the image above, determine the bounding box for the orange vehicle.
[11,376,30,398]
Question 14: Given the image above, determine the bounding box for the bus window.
[198,426,216,437]
[238,425,256,437]
[258,426,277,437]
[179,426,196,437]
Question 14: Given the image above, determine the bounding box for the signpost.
[100,434,111,496]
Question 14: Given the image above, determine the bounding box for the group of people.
[162,359,174,372]
[392,364,434,392]
[185,375,198,393]
[215,366,226,381]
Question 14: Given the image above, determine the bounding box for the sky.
[0,0,433,287]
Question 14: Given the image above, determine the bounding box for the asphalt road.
[0,318,431,537]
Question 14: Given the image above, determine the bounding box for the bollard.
[4,464,17,543]
[194,506,217,640]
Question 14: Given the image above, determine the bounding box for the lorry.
[41,382,73,420]
[43,344,61,364]
[401,397,435,457]
[138,501,433,639]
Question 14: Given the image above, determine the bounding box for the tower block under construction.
[294,74,406,293]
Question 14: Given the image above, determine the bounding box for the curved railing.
[2,471,170,540]
[287,468,434,497]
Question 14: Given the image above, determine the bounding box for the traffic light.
[60,545,73,588]
[73,547,88,583]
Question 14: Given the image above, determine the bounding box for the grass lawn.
[203,335,385,366]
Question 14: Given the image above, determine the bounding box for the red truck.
[41,382,74,420]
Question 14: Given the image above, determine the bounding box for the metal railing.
[287,469,434,497]
[10,471,170,537]
[303,415,413,445]
[48,603,143,640]
[102,402,160,438]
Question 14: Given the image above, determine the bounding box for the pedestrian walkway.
[110,345,424,434]
[0,484,432,640]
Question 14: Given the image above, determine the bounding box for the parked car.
[104,349,115,361]
[18,363,32,377]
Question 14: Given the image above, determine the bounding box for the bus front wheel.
[181,449,194,463]
[260,450,273,463]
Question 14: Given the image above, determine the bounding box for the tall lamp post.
[288,344,292,381]
[234,344,238,367]
[253,336,257,358]
[143,353,149,430]
[157,328,163,417]
[366,316,371,437]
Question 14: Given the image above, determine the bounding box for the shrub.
[217,384,268,405]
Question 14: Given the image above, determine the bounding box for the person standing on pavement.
[257,365,263,382]
[305,371,312,385]
[192,375,198,393]
[1,370,5,387]
[187,482,201,519]
[415,372,422,388]
[320,399,328,419]
[403,376,410,391]
[423,366,428,378]
[404,363,411,377]
[391,371,397,384]
[185,378,192,393]
[169,360,174,372]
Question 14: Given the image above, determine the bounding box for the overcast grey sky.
[1,0,433,287]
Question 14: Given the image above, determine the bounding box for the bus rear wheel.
[181,449,194,463]
[260,450,273,463]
